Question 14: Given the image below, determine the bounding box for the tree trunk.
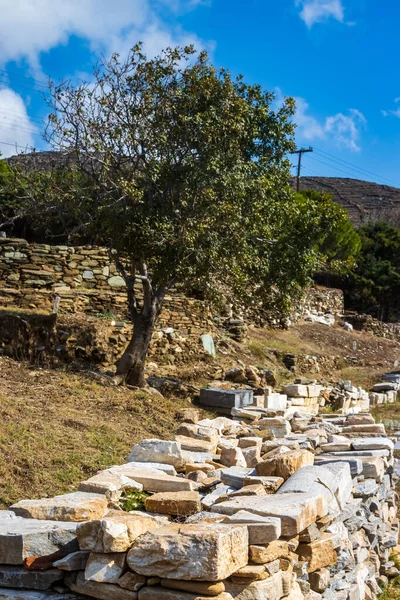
[115,302,160,387]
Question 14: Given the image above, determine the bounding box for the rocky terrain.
[290,177,400,226]
[0,380,398,600]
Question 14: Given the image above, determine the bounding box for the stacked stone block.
[0,404,397,600]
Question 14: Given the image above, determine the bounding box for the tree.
[348,221,400,321]
[297,189,361,270]
[6,45,354,386]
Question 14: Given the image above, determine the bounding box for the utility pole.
[290,147,313,192]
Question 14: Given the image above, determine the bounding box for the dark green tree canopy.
[348,221,400,321]
[3,44,359,384]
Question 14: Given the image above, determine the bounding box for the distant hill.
[291,176,400,227]
[5,154,400,228]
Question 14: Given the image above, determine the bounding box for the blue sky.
[0,0,400,187]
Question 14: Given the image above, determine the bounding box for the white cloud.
[0,88,37,158]
[0,0,209,66]
[295,0,345,27]
[295,97,366,151]
[382,98,400,118]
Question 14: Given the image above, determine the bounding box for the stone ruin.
[0,397,397,600]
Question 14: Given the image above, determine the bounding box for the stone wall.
[0,406,397,600]
[292,287,344,321]
[0,238,214,339]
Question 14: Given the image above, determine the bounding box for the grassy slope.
[0,357,200,508]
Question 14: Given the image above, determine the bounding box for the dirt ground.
[0,356,205,508]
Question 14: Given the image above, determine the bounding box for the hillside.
[0,317,398,507]
[291,176,400,226]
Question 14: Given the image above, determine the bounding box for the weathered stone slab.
[52,551,89,571]
[10,493,108,523]
[145,492,201,516]
[220,467,255,489]
[127,439,186,469]
[223,511,281,544]
[110,462,176,476]
[108,467,193,492]
[283,384,308,397]
[0,518,78,565]
[258,418,291,438]
[340,424,386,435]
[199,389,253,410]
[139,588,233,600]
[0,592,79,600]
[160,580,226,596]
[249,540,289,564]
[297,533,337,572]
[66,571,138,600]
[117,573,146,592]
[277,463,352,514]
[175,436,217,454]
[220,448,247,468]
[256,449,314,480]
[0,567,63,590]
[201,485,236,510]
[243,476,284,493]
[77,511,159,553]
[78,472,143,501]
[351,438,394,452]
[177,424,219,445]
[197,418,241,436]
[314,457,363,476]
[212,492,329,536]
[127,523,248,581]
[85,552,126,583]
[225,571,285,600]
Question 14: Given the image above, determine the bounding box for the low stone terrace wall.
[0,395,397,600]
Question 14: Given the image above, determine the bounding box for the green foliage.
[297,189,361,271]
[119,490,150,512]
[348,221,400,321]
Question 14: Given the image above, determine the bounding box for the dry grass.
[0,357,201,508]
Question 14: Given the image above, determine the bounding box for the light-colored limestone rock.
[297,534,337,572]
[77,511,159,553]
[243,476,284,493]
[108,467,193,492]
[117,572,146,592]
[127,439,186,469]
[139,588,233,600]
[111,462,177,476]
[225,571,285,600]
[220,448,247,468]
[145,491,201,516]
[212,492,329,536]
[160,580,225,596]
[0,518,78,565]
[256,450,314,481]
[10,493,108,523]
[66,571,138,600]
[351,438,394,452]
[223,511,281,544]
[127,523,248,581]
[79,472,143,501]
[250,540,290,563]
[241,447,261,469]
[197,418,241,435]
[53,551,89,571]
[176,424,219,445]
[85,552,126,583]
[175,436,217,454]
[258,418,291,438]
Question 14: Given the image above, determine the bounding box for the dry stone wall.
[0,398,397,600]
[0,238,214,340]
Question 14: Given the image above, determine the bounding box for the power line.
[0,139,36,150]
[307,155,375,180]
[313,146,400,188]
